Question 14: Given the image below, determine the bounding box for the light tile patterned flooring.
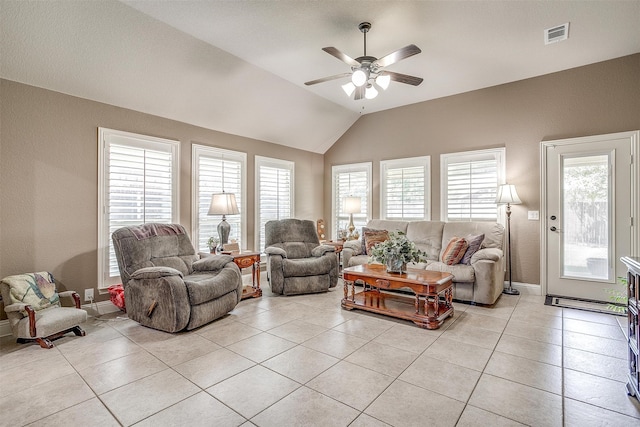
[1,277,640,426]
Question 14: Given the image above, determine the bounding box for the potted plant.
[606,276,628,314]
[369,231,426,273]
[207,236,219,254]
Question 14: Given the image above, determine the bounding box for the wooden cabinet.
[622,256,640,401]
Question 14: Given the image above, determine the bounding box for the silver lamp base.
[503,286,520,295]
[216,216,230,252]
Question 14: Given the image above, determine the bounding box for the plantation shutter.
[442,149,504,222]
[100,129,179,288]
[333,165,370,239]
[196,155,243,252]
[257,157,294,252]
[381,157,429,220]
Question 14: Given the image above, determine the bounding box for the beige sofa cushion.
[405,221,445,261]
[425,262,475,282]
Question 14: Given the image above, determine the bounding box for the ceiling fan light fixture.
[351,68,368,87]
[365,84,378,99]
[375,74,390,90]
[342,82,356,96]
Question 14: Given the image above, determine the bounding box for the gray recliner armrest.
[311,245,335,257]
[265,246,287,258]
[193,255,234,271]
[130,266,184,280]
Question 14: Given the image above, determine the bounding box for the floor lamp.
[208,192,240,253]
[496,184,522,295]
[343,196,362,240]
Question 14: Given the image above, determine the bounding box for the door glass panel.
[561,154,610,280]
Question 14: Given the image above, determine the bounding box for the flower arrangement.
[207,236,220,252]
[369,231,426,273]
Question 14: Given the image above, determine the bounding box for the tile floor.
[1,278,640,427]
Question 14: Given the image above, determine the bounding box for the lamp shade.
[496,184,522,205]
[343,196,362,214]
[207,193,240,215]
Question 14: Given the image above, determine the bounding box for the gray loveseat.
[342,220,505,305]
[112,223,243,332]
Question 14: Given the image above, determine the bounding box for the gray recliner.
[265,219,338,295]
[112,223,242,333]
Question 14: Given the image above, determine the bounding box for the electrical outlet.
[84,288,94,302]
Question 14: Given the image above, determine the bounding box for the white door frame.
[540,130,639,296]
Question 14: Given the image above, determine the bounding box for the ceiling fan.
[305,22,423,100]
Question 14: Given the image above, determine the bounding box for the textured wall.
[0,80,324,309]
[324,54,640,286]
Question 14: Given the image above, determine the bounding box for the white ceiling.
[2,1,639,153]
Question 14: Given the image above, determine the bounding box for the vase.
[385,255,404,273]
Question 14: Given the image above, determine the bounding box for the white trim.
[97,128,180,290]
[255,156,295,252]
[540,130,639,297]
[191,144,247,251]
[380,156,431,220]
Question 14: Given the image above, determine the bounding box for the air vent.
[545,23,569,45]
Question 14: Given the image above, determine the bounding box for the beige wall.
[324,54,640,286]
[0,79,324,309]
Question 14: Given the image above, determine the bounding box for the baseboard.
[505,281,541,295]
[0,300,122,338]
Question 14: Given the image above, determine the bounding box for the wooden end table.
[341,264,454,329]
[224,251,262,300]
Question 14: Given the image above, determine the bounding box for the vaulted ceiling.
[2,1,639,153]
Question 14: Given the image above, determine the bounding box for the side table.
[224,251,262,300]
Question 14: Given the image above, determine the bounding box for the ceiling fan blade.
[322,47,360,67]
[374,44,422,68]
[304,73,351,86]
[353,85,365,100]
[382,71,424,86]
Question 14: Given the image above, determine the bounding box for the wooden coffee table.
[341,264,454,329]
[223,251,262,300]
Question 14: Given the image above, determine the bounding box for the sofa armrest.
[3,302,28,315]
[58,291,82,308]
[312,245,335,257]
[193,255,234,272]
[265,246,287,258]
[130,266,183,280]
[343,240,362,255]
[470,248,502,263]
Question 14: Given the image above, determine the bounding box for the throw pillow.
[364,230,390,256]
[361,227,383,254]
[441,237,469,265]
[461,234,485,265]
[2,271,60,315]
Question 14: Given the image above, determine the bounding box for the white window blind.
[98,128,179,288]
[381,156,430,220]
[332,163,372,239]
[256,156,294,252]
[441,148,505,222]
[192,145,246,252]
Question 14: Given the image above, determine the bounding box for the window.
[380,156,430,220]
[441,148,505,222]
[331,163,372,239]
[98,128,179,289]
[192,145,246,252]
[256,156,294,252]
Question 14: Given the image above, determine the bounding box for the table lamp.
[208,192,239,253]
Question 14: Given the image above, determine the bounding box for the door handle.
[550,226,560,232]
